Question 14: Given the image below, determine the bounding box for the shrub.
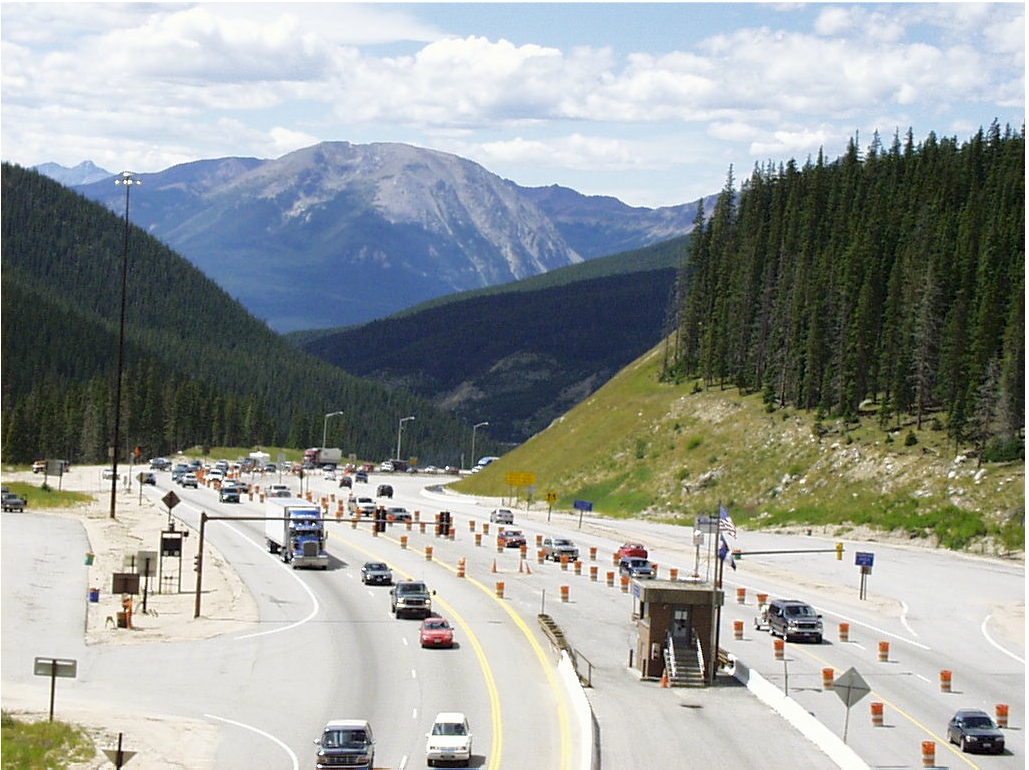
[905,430,918,446]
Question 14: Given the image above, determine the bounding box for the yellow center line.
[335,531,504,769]
[338,524,573,770]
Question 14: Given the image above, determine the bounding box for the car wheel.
[960,736,968,752]
[814,635,822,644]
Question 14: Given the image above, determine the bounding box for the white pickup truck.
[541,536,579,561]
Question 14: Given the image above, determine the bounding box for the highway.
[2,466,1023,769]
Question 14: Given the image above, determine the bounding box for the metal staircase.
[663,632,707,687]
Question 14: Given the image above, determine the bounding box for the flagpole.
[713,521,724,684]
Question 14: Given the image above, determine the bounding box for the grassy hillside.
[456,343,1025,554]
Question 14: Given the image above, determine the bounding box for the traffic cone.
[524,560,531,575]
[661,670,669,688]
[491,559,497,573]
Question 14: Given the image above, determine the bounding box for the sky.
[1,2,1024,207]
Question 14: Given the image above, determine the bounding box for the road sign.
[161,491,180,510]
[102,749,137,766]
[855,551,874,567]
[573,500,593,511]
[505,471,536,487]
[832,667,871,707]
[546,490,557,504]
[34,657,77,678]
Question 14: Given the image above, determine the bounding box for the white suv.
[426,712,472,767]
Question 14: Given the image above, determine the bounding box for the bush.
[905,430,918,446]
[983,436,1024,463]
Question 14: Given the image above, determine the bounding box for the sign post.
[832,667,871,742]
[854,552,874,600]
[102,732,137,768]
[34,657,77,721]
[573,499,593,529]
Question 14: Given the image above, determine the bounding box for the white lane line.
[221,521,321,641]
[402,637,409,646]
[982,614,1025,664]
[817,606,931,651]
[412,708,418,720]
[411,668,417,679]
[205,713,298,770]
[914,673,931,684]
[899,601,919,637]
[399,755,409,769]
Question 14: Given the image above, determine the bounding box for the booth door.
[672,607,692,647]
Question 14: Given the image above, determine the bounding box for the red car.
[616,542,648,559]
[420,617,454,648]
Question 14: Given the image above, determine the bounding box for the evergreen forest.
[0,164,500,466]
[664,124,1024,461]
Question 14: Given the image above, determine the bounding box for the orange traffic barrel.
[496,539,504,553]
[537,549,545,564]
[457,558,466,578]
[620,575,630,593]
[482,522,489,535]
[669,568,679,581]
[822,667,834,690]
[996,704,1009,727]
[419,522,426,534]
[651,563,659,579]
[921,741,935,768]
[406,519,413,531]
[560,585,570,602]
[589,546,597,561]
[612,553,619,566]
[424,545,433,561]
[606,571,615,588]
[939,670,952,692]
[736,587,746,604]
[560,555,569,570]
[468,520,476,532]
[400,535,408,550]
[878,641,890,662]
[773,638,785,660]
[839,622,850,642]
[573,560,582,576]
[733,620,744,640]
[414,510,420,522]
[520,544,527,560]
[495,581,505,599]
[870,702,884,726]
[535,534,543,548]
[474,533,482,547]
[589,565,598,581]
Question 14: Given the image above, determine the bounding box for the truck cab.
[315,719,375,770]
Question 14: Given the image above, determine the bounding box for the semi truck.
[304,447,342,468]
[265,496,329,569]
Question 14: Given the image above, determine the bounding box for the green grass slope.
[457,343,1025,555]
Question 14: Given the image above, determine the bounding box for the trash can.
[85,552,95,566]
[88,588,100,603]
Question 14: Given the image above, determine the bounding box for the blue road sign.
[855,551,874,567]
[573,500,593,512]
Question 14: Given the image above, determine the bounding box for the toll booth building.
[631,579,724,686]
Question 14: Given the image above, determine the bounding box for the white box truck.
[265,496,329,569]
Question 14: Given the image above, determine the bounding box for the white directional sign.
[832,667,871,707]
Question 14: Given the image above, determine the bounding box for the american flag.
[718,504,736,538]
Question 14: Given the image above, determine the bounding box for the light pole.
[471,421,489,469]
[322,410,343,449]
[396,416,415,461]
[109,171,141,520]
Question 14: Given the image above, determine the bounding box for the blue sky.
[1,3,1023,206]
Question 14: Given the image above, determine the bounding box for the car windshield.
[432,722,466,736]
[963,715,995,729]
[555,540,572,546]
[629,559,648,567]
[785,605,815,617]
[400,583,426,593]
[322,729,367,748]
[366,563,387,571]
[425,620,449,630]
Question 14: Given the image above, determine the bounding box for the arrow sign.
[833,666,870,707]
[161,490,180,510]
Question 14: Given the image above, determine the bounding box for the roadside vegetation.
[0,473,92,510]
[457,345,1024,555]
[1,712,95,770]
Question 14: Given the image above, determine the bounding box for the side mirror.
[313,738,321,746]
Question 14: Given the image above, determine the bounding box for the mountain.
[292,236,688,443]
[70,142,698,331]
[33,160,112,186]
[1,163,501,466]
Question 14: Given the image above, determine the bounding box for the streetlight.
[322,410,344,450]
[471,421,489,469]
[109,171,141,520]
[396,416,415,461]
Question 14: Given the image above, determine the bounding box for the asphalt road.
[3,467,1023,770]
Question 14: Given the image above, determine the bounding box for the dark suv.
[390,581,433,619]
[766,599,823,643]
[314,719,375,770]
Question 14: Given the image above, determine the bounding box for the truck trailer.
[304,447,343,468]
[265,496,329,569]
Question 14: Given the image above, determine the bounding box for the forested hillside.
[293,236,688,442]
[0,164,500,465]
[665,124,1024,460]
